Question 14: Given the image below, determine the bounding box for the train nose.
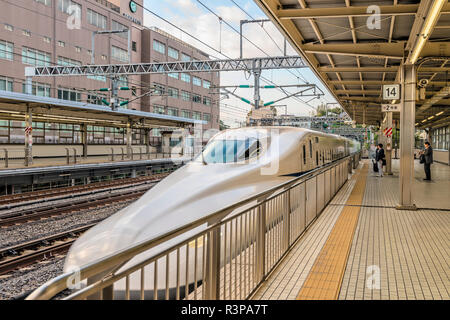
[64,224,136,273]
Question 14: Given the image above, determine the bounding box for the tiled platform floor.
[252,159,449,300]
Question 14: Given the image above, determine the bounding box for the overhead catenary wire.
[194,0,319,111]
[5,0,319,116]
[135,1,318,112]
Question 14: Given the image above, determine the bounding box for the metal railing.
[26,153,359,300]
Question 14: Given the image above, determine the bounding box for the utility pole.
[92,29,131,64]
[110,77,119,111]
[254,69,261,109]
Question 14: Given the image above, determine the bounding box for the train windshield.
[200,138,261,164]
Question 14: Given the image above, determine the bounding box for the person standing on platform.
[421,141,433,181]
[375,143,385,177]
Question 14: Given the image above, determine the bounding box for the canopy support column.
[396,64,417,210]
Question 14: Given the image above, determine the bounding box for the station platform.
[0,154,181,171]
[252,159,449,300]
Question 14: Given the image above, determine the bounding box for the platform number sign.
[381,104,401,112]
[383,84,400,100]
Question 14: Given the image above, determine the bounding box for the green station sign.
[129,1,137,13]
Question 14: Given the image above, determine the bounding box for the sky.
[142,0,337,127]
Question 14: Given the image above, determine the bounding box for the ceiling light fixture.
[409,0,446,64]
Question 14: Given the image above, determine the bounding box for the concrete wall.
[434,150,449,165]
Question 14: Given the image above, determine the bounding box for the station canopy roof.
[254,0,450,128]
[0,91,205,128]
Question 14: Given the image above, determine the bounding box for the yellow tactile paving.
[297,163,369,300]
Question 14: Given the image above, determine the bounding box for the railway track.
[0,172,170,207]
[0,184,157,227]
[0,223,97,276]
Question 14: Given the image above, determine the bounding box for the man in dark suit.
[422,141,433,180]
[375,143,385,177]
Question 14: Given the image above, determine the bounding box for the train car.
[63,127,360,298]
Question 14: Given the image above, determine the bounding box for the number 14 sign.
[383,84,400,100]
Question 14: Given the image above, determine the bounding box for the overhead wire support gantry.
[25,56,309,110]
[26,56,307,77]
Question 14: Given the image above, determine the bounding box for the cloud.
[175,0,203,15]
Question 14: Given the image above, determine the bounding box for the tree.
[219,120,230,131]
[315,103,327,117]
[328,107,343,115]
[314,103,343,117]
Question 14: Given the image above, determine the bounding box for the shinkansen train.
[63,127,360,298]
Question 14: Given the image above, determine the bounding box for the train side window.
[309,140,312,158]
[303,145,306,165]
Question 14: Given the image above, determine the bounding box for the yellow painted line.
[297,163,369,300]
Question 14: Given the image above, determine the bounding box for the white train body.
[64,127,360,298]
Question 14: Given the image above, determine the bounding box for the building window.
[168,47,179,59]
[57,56,81,66]
[35,0,52,5]
[87,94,105,105]
[180,73,190,83]
[193,76,201,86]
[203,113,211,123]
[118,75,128,87]
[111,46,128,62]
[154,83,165,95]
[23,30,31,37]
[167,107,178,116]
[4,24,13,32]
[58,88,81,101]
[433,126,449,150]
[132,41,137,52]
[22,47,51,66]
[181,91,190,102]
[192,94,201,103]
[23,82,51,97]
[153,40,165,54]
[168,87,179,99]
[43,36,51,43]
[0,76,13,92]
[0,40,13,61]
[87,75,106,82]
[87,9,107,29]
[181,110,191,118]
[203,96,211,106]
[181,53,190,61]
[75,46,81,53]
[168,72,178,80]
[112,21,128,39]
[58,0,81,17]
[192,111,202,120]
[203,80,211,89]
[153,105,165,114]
[57,41,65,47]
[101,54,107,60]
